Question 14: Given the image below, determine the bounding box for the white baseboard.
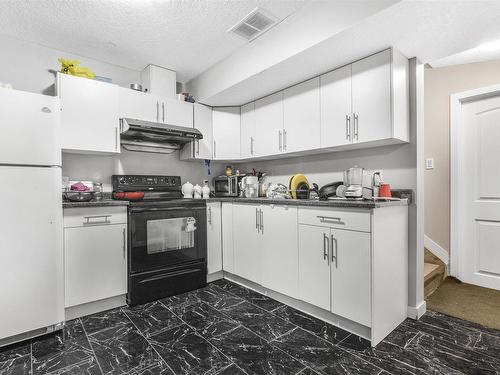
[424,235,449,268]
[65,295,127,321]
[207,270,224,282]
[407,300,427,319]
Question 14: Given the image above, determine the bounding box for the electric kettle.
[241,176,259,198]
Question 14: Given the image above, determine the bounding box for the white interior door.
[456,95,500,290]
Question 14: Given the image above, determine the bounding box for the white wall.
[235,144,415,189]
[0,34,140,95]
[62,150,220,192]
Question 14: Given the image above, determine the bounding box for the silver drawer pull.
[317,215,344,224]
[83,215,111,225]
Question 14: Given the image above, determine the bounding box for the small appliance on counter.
[213,174,245,197]
[241,175,259,198]
[344,166,364,199]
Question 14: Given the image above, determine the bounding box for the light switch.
[425,158,434,170]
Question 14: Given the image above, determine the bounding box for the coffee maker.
[344,166,364,199]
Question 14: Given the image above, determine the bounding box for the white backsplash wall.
[235,143,416,191]
[62,150,224,192]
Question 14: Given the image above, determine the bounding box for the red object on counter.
[379,183,392,198]
[113,191,145,201]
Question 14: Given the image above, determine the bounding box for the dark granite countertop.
[63,199,129,208]
[208,197,408,209]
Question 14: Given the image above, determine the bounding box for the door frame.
[450,83,500,278]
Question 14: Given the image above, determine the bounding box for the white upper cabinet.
[283,77,321,153]
[212,107,240,160]
[255,92,284,157]
[118,87,159,122]
[320,65,352,148]
[180,103,213,160]
[240,102,256,158]
[58,73,119,154]
[164,98,193,127]
[351,50,392,143]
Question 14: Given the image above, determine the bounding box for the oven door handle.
[139,268,202,283]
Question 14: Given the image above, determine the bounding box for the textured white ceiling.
[0,0,307,82]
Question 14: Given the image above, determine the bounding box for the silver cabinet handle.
[278,130,282,152]
[208,206,212,224]
[156,101,159,122]
[162,102,165,123]
[84,215,111,225]
[196,139,200,155]
[323,233,329,262]
[283,129,287,151]
[331,235,338,267]
[213,140,216,158]
[317,215,344,224]
[250,137,254,156]
[256,207,260,232]
[115,127,119,151]
[345,115,351,140]
[260,209,264,233]
[122,228,126,259]
[354,113,359,141]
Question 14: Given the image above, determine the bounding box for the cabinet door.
[232,204,261,284]
[212,107,241,159]
[298,225,331,310]
[164,98,193,127]
[118,87,159,122]
[240,102,256,158]
[351,50,392,143]
[255,92,283,157]
[283,78,321,153]
[331,229,371,327]
[320,65,352,148]
[261,205,298,298]
[58,74,119,153]
[221,203,234,273]
[65,223,127,307]
[207,202,222,274]
[195,103,213,159]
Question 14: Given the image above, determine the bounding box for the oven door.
[129,205,207,273]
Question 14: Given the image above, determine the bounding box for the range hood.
[120,118,203,154]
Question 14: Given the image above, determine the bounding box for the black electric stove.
[112,175,207,306]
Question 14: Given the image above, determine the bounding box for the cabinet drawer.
[298,207,370,232]
[63,206,127,227]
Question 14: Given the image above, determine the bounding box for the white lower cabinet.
[207,202,222,275]
[221,202,234,273]
[232,203,262,284]
[298,224,331,311]
[63,207,127,308]
[261,205,298,298]
[330,229,371,327]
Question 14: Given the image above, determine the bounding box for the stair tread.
[424,262,445,283]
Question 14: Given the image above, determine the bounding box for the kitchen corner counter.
[208,197,409,209]
[62,199,129,208]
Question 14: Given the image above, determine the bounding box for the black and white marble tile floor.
[1,279,500,374]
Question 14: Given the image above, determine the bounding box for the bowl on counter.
[63,191,95,202]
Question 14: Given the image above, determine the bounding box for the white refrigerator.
[0,87,64,346]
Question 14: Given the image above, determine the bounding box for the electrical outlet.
[425,158,434,170]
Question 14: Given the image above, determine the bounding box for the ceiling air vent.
[228,8,279,41]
